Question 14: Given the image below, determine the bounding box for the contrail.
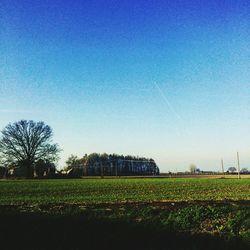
[153,81,182,121]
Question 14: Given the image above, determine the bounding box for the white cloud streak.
[153,81,182,121]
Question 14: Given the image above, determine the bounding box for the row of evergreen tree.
[65,153,160,177]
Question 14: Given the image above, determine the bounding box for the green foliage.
[227,210,250,236]
[0,178,249,205]
[0,178,249,243]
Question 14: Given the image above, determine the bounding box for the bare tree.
[0,120,60,178]
[189,164,197,173]
[227,167,237,173]
[65,155,82,170]
[240,168,248,173]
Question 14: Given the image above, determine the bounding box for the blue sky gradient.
[0,0,249,171]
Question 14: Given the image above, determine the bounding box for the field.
[0,177,250,205]
[0,178,250,250]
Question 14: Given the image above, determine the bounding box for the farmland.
[0,178,250,250]
[0,177,250,205]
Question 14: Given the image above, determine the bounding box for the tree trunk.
[26,161,34,178]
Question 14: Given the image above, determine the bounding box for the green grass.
[0,178,250,247]
[0,178,249,205]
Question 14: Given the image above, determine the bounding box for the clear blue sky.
[0,0,249,172]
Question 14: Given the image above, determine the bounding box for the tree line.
[64,153,159,177]
[0,120,159,178]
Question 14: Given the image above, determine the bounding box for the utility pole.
[237,152,241,179]
[221,159,225,176]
